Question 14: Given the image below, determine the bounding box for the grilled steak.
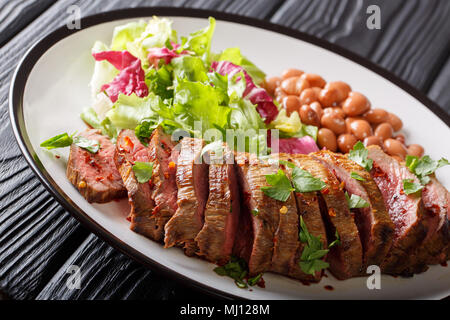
[195,144,240,264]
[367,145,427,274]
[147,127,179,241]
[405,176,449,273]
[235,153,299,276]
[286,154,363,279]
[164,138,208,256]
[312,150,394,269]
[67,129,126,203]
[115,129,159,239]
[278,154,328,282]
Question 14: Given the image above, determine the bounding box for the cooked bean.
[350,119,373,140]
[407,144,424,158]
[363,108,389,124]
[395,134,405,144]
[295,78,310,95]
[374,122,393,141]
[299,88,319,105]
[281,76,300,95]
[330,81,351,100]
[387,113,403,131]
[282,68,304,79]
[283,96,302,116]
[319,82,349,107]
[301,73,326,88]
[299,104,321,126]
[318,128,337,151]
[345,117,364,133]
[384,138,407,159]
[312,87,322,95]
[342,92,371,116]
[337,134,358,153]
[309,102,324,119]
[276,92,286,104]
[364,136,383,147]
[265,77,281,96]
[321,112,346,135]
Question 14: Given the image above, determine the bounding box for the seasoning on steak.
[286,154,363,280]
[278,154,328,282]
[147,127,179,241]
[312,150,394,269]
[405,175,449,273]
[164,138,209,256]
[195,144,240,264]
[67,129,126,203]
[367,145,427,274]
[115,129,160,240]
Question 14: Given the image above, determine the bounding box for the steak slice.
[164,138,209,256]
[67,129,126,203]
[312,150,394,269]
[405,176,449,273]
[367,145,427,274]
[278,154,328,282]
[234,153,299,276]
[195,144,240,264]
[287,154,363,280]
[115,129,159,239]
[147,127,179,241]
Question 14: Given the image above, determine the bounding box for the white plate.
[10,8,450,299]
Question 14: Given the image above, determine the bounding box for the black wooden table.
[1,0,449,300]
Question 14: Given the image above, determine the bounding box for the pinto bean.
[363,136,383,147]
[295,78,310,95]
[282,68,304,79]
[299,88,319,105]
[309,102,324,119]
[349,119,373,140]
[281,76,301,95]
[321,112,346,135]
[407,144,424,158]
[318,128,337,151]
[300,73,326,88]
[265,76,282,96]
[384,138,407,159]
[337,134,358,153]
[387,113,403,131]
[374,122,394,141]
[342,92,371,116]
[283,96,302,116]
[363,108,389,124]
[299,104,321,126]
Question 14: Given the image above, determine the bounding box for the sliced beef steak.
[67,129,126,203]
[287,154,363,280]
[234,153,299,276]
[312,150,394,269]
[367,145,427,274]
[115,129,159,240]
[278,154,328,282]
[405,176,449,273]
[147,127,179,241]
[195,144,240,264]
[164,138,208,256]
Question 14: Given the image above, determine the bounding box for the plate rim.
[8,6,450,300]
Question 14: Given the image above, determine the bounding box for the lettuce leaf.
[217,47,266,85]
[182,17,216,62]
[89,41,118,98]
[145,64,174,101]
[111,20,147,51]
[171,55,208,83]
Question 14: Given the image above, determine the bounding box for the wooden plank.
[0,0,56,47]
[270,0,450,95]
[0,0,282,300]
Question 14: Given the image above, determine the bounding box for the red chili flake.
[124,136,134,150]
[55,155,60,159]
[256,276,265,288]
[107,173,114,181]
[426,204,441,216]
[152,205,161,216]
[328,208,336,217]
[322,188,330,195]
[95,177,104,182]
[441,261,448,267]
[339,181,345,190]
[300,280,311,286]
[399,189,405,195]
[126,216,131,222]
[324,285,334,291]
[164,172,169,179]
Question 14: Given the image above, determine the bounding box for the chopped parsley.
[402,179,424,195]
[298,217,340,275]
[213,256,263,289]
[405,155,449,185]
[40,132,100,154]
[350,171,365,181]
[348,141,373,171]
[251,209,259,216]
[291,167,327,193]
[261,169,294,202]
[345,192,370,209]
[132,161,154,183]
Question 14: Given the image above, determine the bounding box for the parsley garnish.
[402,179,424,195]
[41,133,100,154]
[348,141,373,171]
[345,192,370,209]
[251,209,259,216]
[261,169,294,202]
[298,217,340,275]
[291,167,327,193]
[405,155,449,185]
[350,172,365,181]
[213,256,263,289]
[132,162,154,183]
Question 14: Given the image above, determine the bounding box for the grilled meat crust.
[312,150,394,269]
[285,154,363,279]
[164,138,208,256]
[367,146,427,274]
[67,129,126,203]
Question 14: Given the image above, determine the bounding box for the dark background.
[0,0,449,300]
